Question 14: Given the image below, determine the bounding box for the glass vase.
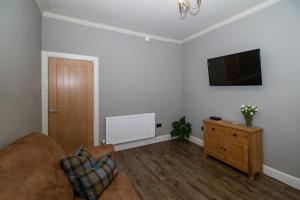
[244,115,253,127]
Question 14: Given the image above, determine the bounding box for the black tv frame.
[207,49,262,86]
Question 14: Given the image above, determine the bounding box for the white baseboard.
[263,165,300,190]
[188,136,204,146]
[114,134,173,151]
[187,136,300,190]
[114,135,201,151]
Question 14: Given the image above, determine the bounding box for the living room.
[0,0,299,199]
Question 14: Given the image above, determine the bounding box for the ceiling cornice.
[42,0,282,45]
[181,0,282,43]
[42,11,182,44]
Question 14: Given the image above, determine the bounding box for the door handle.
[48,108,59,113]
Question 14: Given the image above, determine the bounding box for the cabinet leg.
[249,173,255,181]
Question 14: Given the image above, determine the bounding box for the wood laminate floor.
[116,139,300,200]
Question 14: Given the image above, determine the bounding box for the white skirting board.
[188,135,204,146]
[113,134,172,151]
[188,136,300,190]
[263,165,300,190]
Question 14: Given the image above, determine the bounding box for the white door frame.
[41,51,100,146]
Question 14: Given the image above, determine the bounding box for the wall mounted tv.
[207,49,262,86]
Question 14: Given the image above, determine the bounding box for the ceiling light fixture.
[178,0,202,18]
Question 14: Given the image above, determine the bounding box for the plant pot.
[244,115,253,127]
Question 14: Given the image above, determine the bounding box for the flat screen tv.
[207,49,262,86]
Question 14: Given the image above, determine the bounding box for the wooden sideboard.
[203,119,263,180]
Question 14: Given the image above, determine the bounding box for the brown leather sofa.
[0,133,140,200]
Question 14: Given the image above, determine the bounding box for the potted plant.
[170,116,192,140]
[240,103,259,127]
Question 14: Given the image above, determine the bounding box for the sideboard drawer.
[205,123,224,134]
[224,129,249,144]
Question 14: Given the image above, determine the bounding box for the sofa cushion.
[74,173,140,200]
[77,146,97,165]
[0,133,74,200]
[61,147,97,197]
[78,155,118,200]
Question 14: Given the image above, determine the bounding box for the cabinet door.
[205,132,223,160]
[223,138,248,171]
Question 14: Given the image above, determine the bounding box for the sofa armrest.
[89,144,115,160]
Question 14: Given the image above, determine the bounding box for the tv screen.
[207,49,262,86]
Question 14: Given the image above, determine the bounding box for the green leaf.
[170,116,192,139]
[179,117,186,124]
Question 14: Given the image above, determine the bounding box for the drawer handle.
[220,147,226,151]
[211,127,215,131]
[232,133,238,137]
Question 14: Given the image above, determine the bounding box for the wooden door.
[223,138,248,171]
[48,58,94,151]
[204,129,224,160]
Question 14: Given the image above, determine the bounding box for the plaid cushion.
[77,146,97,165]
[60,146,97,197]
[78,155,118,200]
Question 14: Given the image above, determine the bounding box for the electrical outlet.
[102,139,106,144]
[156,123,162,128]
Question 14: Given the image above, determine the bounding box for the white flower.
[241,103,259,115]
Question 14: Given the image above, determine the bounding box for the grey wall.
[42,0,299,178]
[42,18,183,143]
[0,0,41,148]
[182,0,300,178]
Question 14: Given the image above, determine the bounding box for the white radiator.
[106,113,155,145]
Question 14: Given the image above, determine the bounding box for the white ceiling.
[36,0,276,40]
